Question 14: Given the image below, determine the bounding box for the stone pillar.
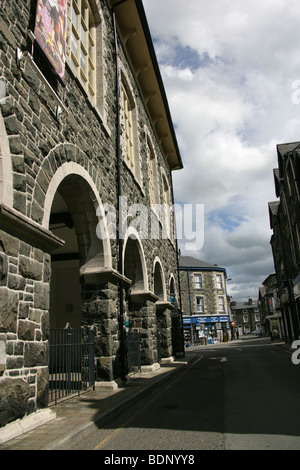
[80,267,131,386]
[156,301,174,362]
[128,290,160,372]
[0,205,63,427]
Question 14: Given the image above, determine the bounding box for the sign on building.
[34,0,67,80]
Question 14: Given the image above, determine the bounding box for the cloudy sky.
[142,0,300,301]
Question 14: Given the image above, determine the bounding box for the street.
[72,337,300,450]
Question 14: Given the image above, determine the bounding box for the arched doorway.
[123,232,160,369]
[49,174,106,330]
[49,189,81,329]
[46,169,113,400]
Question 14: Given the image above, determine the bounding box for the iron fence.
[49,326,95,404]
[127,332,141,373]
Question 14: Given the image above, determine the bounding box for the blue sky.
[143,0,300,301]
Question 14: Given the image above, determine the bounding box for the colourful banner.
[34,0,67,80]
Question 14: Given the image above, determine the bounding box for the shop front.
[183,315,231,346]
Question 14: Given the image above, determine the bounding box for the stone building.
[179,256,231,344]
[268,142,300,342]
[258,273,282,340]
[230,297,261,336]
[0,0,183,430]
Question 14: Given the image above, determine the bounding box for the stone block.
[18,320,35,341]
[0,377,31,427]
[33,282,50,310]
[0,252,8,286]
[36,367,49,409]
[19,255,43,281]
[24,342,48,368]
[0,287,18,333]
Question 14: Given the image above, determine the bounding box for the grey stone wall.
[0,0,180,426]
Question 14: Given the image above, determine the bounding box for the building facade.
[179,256,231,345]
[230,298,261,336]
[259,273,282,340]
[268,142,300,342]
[0,0,183,429]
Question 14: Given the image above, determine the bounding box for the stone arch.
[123,227,148,292]
[42,162,112,330]
[0,111,13,207]
[169,274,177,300]
[41,160,112,269]
[153,257,166,301]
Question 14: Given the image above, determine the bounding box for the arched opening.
[153,261,165,301]
[124,235,146,292]
[49,174,106,329]
[49,190,81,329]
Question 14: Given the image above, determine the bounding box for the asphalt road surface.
[72,337,300,451]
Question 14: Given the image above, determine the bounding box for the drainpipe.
[111,0,128,381]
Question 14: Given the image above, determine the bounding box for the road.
[72,337,300,450]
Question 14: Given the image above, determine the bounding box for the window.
[121,83,135,172]
[162,173,173,239]
[194,274,202,289]
[216,274,223,289]
[196,297,204,313]
[255,313,260,322]
[243,314,248,323]
[70,0,96,99]
[148,141,158,205]
[218,296,225,312]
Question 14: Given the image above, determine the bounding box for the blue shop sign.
[183,315,229,325]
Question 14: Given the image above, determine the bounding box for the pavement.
[0,336,293,451]
[0,353,197,451]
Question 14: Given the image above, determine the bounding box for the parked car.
[252,329,262,336]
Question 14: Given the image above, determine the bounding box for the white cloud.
[143,0,300,301]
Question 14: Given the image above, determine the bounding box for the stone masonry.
[0,0,183,428]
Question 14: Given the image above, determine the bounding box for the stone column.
[128,290,160,372]
[0,204,63,426]
[80,267,131,387]
[156,301,174,363]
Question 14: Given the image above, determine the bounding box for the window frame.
[218,296,225,312]
[147,139,159,206]
[121,82,135,172]
[196,296,204,313]
[194,273,202,289]
[69,0,97,100]
[216,274,223,289]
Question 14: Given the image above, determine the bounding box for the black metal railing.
[127,332,141,373]
[49,326,95,404]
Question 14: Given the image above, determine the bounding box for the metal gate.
[49,326,95,404]
[127,332,141,373]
